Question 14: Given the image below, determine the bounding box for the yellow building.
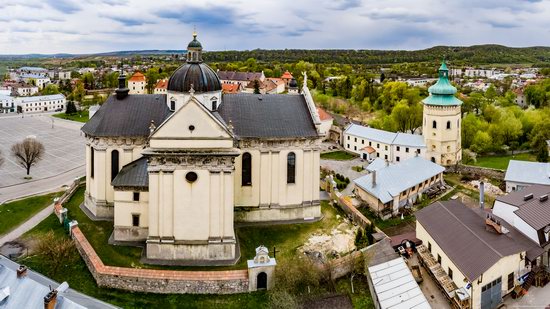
[422,61,462,166]
[416,201,543,309]
[81,33,323,265]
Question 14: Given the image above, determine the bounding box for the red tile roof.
[155,79,168,89]
[222,83,240,93]
[129,72,146,82]
[316,107,333,121]
[281,71,293,79]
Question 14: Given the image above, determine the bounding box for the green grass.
[0,192,61,235]
[469,152,536,170]
[18,188,367,308]
[52,111,89,123]
[320,151,357,161]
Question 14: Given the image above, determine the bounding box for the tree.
[11,137,45,175]
[65,101,77,114]
[471,131,492,154]
[41,84,60,95]
[36,231,79,275]
[253,79,261,94]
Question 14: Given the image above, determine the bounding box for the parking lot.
[0,115,85,188]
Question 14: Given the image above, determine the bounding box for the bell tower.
[422,60,462,166]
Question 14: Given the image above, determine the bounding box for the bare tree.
[11,137,45,175]
[36,231,78,275]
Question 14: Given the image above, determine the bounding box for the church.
[81,33,323,265]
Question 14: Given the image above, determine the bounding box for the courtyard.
[0,115,85,188]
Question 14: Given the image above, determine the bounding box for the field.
[469,152,536,170]
[0,192,61,235]
[52,111,89,123]
[320,151,357,161]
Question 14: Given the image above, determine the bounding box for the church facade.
[81,33,322,264]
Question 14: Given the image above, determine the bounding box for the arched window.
[111,150,119,181]
[90,147,95,178]
[432,120,437,129]
[431,157,436,163]
[242,152,252,186]
[287,152,296,184]
[446,121,451,129]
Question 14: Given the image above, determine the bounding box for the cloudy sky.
[1,0,549,54]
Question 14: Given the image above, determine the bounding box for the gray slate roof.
[0,255,118,309]
[82,94,171,137]
[496,185,550,230]
[344,123,426,148]
[217,71,262,82]
[111,157,148,189]
[354,156,444,203]
[504,160,550,186]
[416,201,543,281]
[218,93,319,139]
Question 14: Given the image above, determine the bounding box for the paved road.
[0,165,84,204]
[0,203,54,246]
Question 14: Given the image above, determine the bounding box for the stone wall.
[71,226,249,294]
[452,164,505,180]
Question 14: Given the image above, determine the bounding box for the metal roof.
[366,158,388,172]
[217,71,263,82]
[81,94,171,137]
[368,256,431,309]
[496,184,550,230]
[354,157,444,204]
[111,157,148,189]
[218,93,319,139]
[416,201,543,282]
[344,124,426,148]
[423,61,462,106]
[16,94,65,103]
[167,63,221,93]
[504,160,550,186]
[0,255,118,309]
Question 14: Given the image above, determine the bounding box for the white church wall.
[113,190,149,241]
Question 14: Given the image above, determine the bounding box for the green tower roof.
[423,60,462,106]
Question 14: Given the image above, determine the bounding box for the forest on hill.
[204,45,550,66]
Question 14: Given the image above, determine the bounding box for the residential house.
[353,156,445,218]
[154,79,168,94]
[17,94,66,113]
[281,71,293,88]
[493,185,550,269]
[504,160,550,192]
[128,72,146,94]
[416,200,543,309]
[343,123,426,163]
[20,74,50,90]
[316,107,333,140]
[0,95,15,113]
[513,88,527,107]
[405,78,437,87]
[218,71,265,88]
[365,238,430,309]
[6,82,39,96]
[222,83,242,94]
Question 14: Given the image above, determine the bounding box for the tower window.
[287,152,296,184]
[111,150,119,181]
[446,121,451,129]
[242,152,252,186]
[432,120,437,129]
[90,147,95,178]
[133,192,140,201]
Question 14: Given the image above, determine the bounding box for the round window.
[185,172,198,183]
[189,125,195,132]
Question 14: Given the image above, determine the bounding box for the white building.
[17,94,66,113]
[128,72,146,95]
[20,74,51,90]
[493,185,550,269]
[405,78,436,87]
[58,71,72,80]
[343,124,426,163]
[10,83,39,96]
[0,95,16,113]
[504,160,550,192]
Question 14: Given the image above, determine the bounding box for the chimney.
[372,170,377,187]
[44,290,58,309]
[16,265,28,278]
[479,181,485,209]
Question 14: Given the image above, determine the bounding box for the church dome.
[167,63,222,93]
[167,31,222,93]
[289,77,298,88]
[423,60,462,106]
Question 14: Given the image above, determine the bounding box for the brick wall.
[71,226,249,294]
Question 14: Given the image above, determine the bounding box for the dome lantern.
[422,60,462,106]
[186,30,203,63]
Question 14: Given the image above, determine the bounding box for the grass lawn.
[53,110,89,123]
[320,151,357,161]
[18,187,372,308]
[0,192,61,236]
[470,152,536,170]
